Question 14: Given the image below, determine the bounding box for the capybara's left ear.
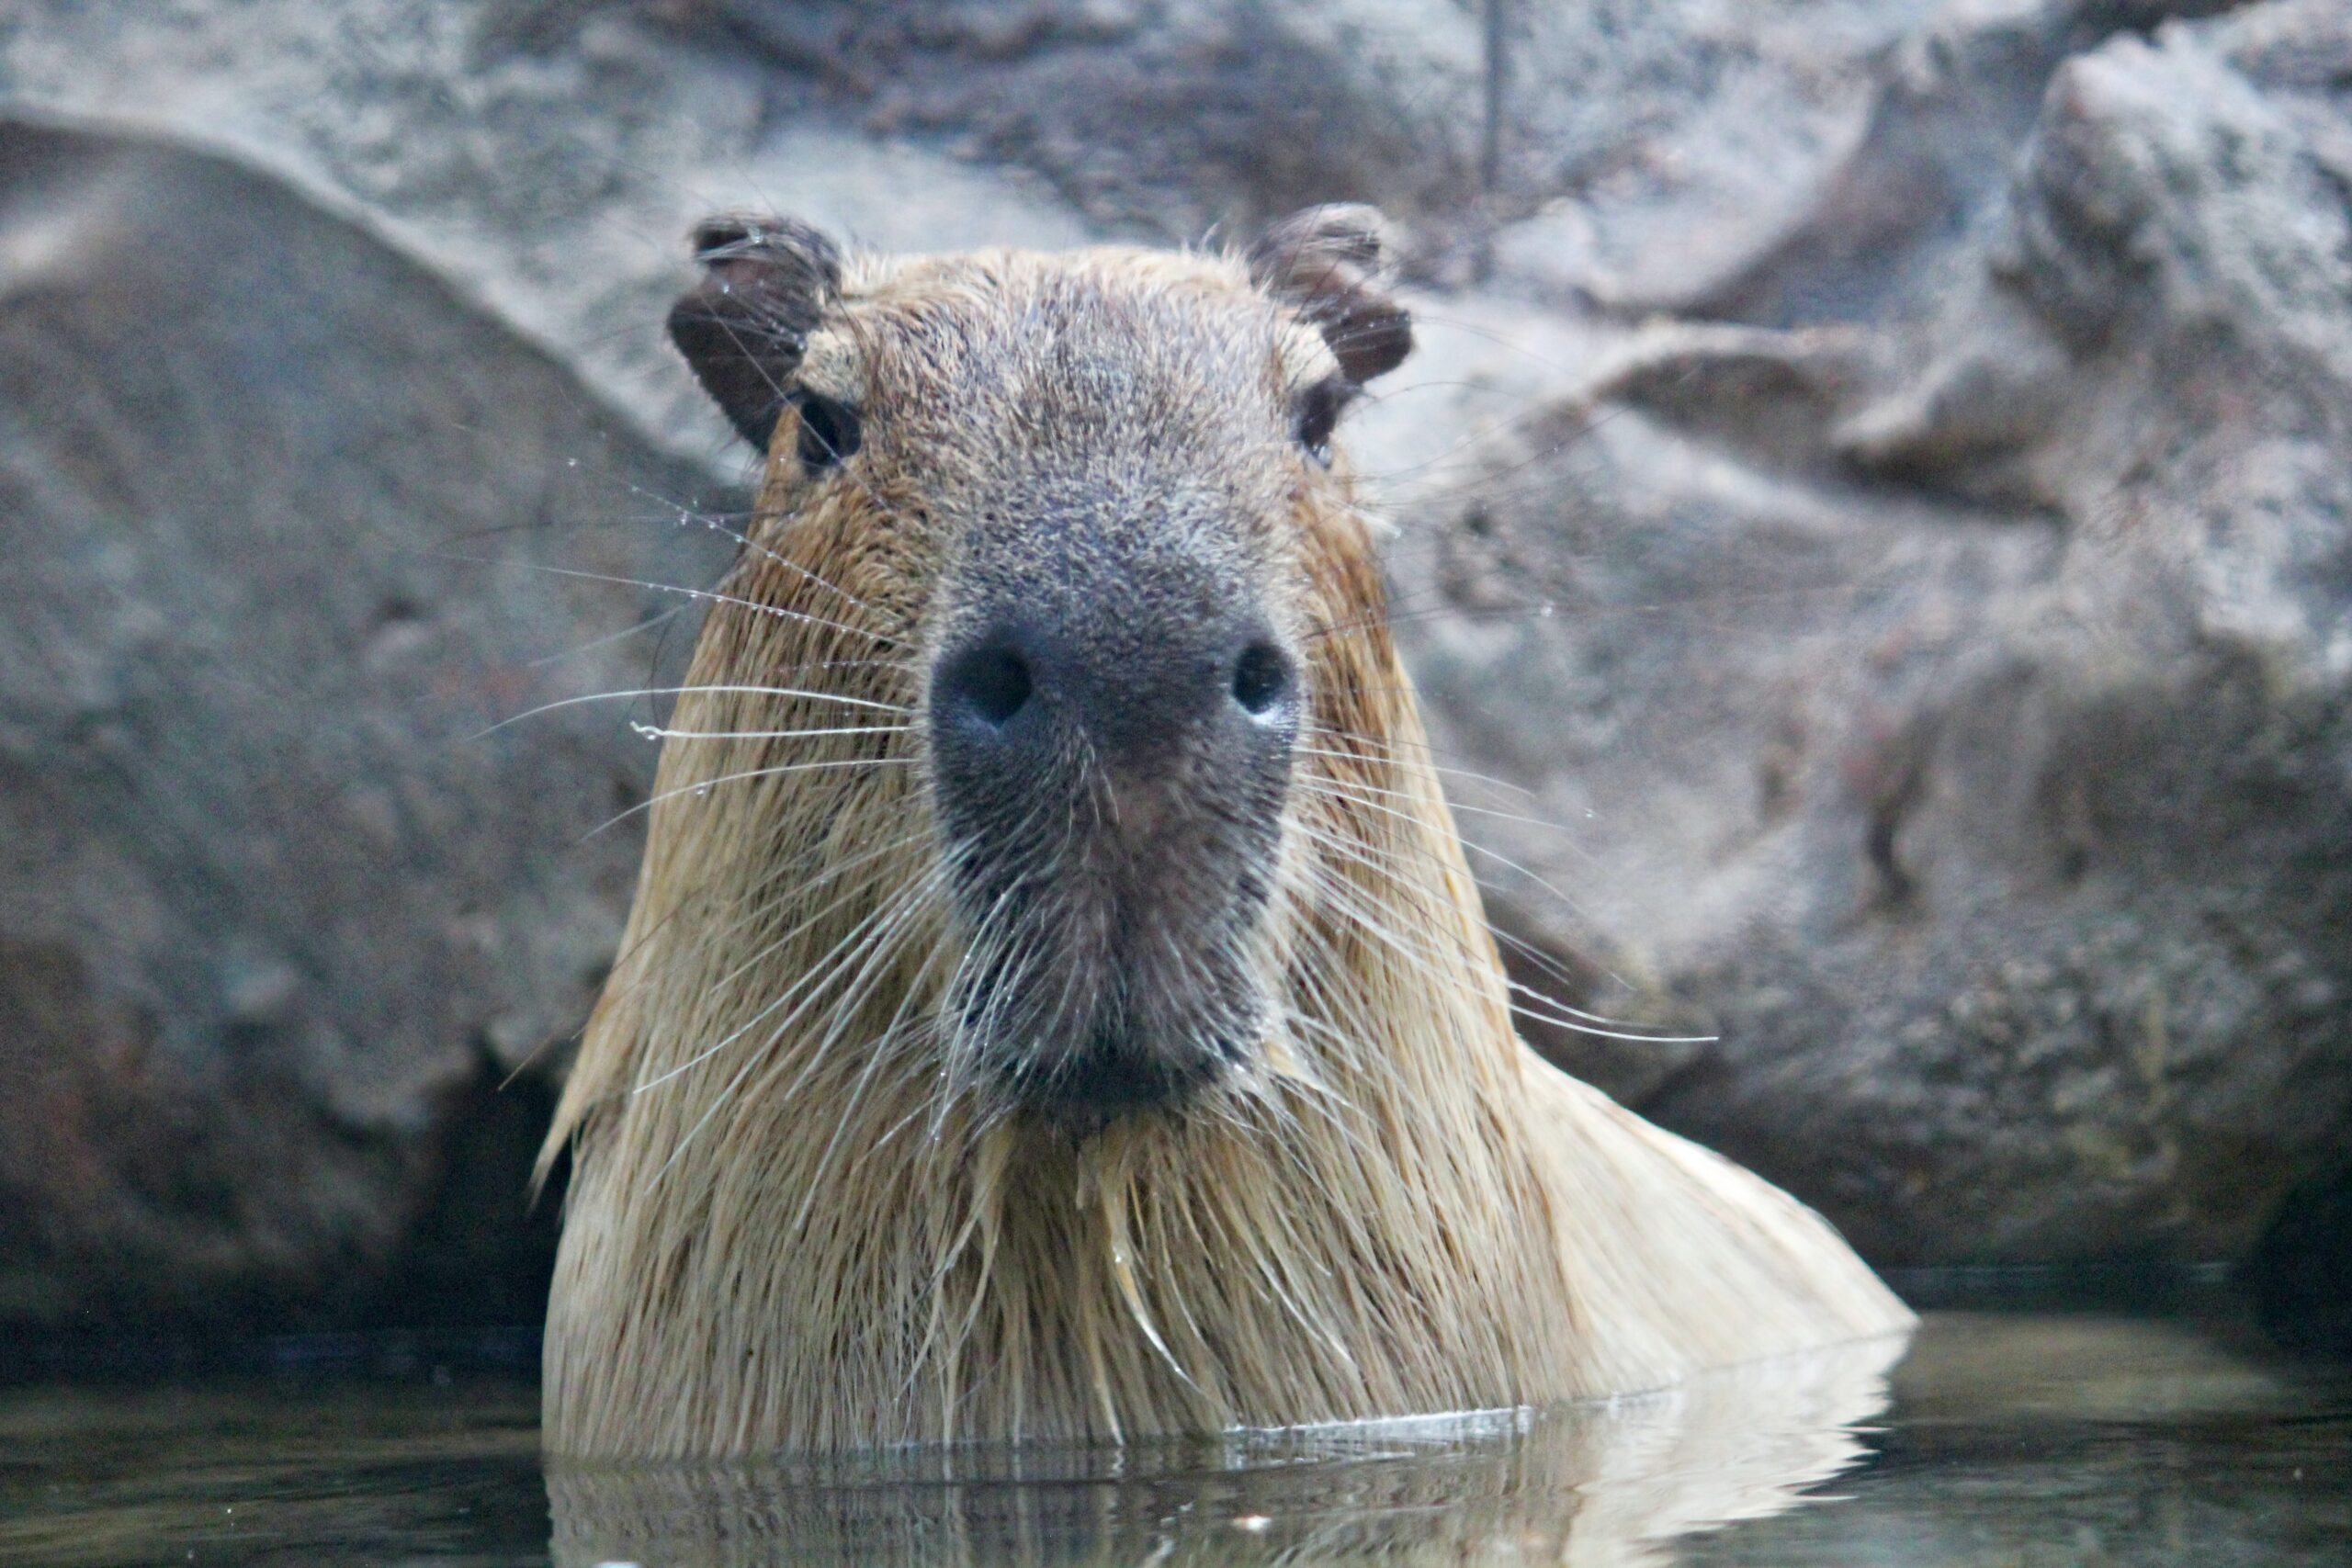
[1248,204,1413,383]
[667,215,842,450]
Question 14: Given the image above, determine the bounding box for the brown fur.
[539,218,1911,1459]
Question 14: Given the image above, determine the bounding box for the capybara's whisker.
[783,871,959,1240]
[627,836,937,1096]
[625,721,911,743]
[584,756,916,840]
[473,682,911,739]
[1288,843,1691,1044]
[1295,737,1544,804]
[594,827,934,1029]
[642,872,938,1192]
[1301,768,1578,839]
[612,477,878,613]
[521,604,692,669]
[429,549,899,646]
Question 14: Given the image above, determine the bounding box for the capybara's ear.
[667,215,842,450]
[1248,204,1413,384]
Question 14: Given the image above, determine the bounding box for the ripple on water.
[1,1302,2345,1566]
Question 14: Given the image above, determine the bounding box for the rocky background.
[2,0,2346,1344]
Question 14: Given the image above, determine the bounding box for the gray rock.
[0,118,734,1326]
[650,0,1485,240]
[1687,0,2250,326]
[0,0,1096,465]
[1,0,2344,1327]
[1398,0,2352,1264]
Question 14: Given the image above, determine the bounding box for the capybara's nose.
[930,611,1296,828]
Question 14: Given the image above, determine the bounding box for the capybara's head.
[665,207,1413,1127]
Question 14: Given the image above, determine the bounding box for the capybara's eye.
[1292,377,1357,466]
[792,391,862,474]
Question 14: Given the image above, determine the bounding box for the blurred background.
[2,0,2347,1358]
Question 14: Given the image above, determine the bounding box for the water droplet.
[1539,603,1555,618]
[692,784,711,798]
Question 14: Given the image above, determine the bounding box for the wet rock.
[1399,0,2352,1265]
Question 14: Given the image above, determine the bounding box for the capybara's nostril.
[938,643,1035,730]
[1230,640,1291,718]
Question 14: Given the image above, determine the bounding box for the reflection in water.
[6,1309,2346,1565]
[548,1331,1908,1566]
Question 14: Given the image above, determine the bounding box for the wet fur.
[539,230,1910,1458]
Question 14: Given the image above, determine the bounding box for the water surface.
[4,1299,2344,1565]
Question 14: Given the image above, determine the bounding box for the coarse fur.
[539,211,1912,1459]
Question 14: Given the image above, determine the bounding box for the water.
[4,1299,2345,1566]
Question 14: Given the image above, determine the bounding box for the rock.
[0,0,1947,358]
[1,0,2345,1328]
[1687,0,2250,326]
[1482,0,1934,310]
[650,0,1486,241]
[663,0,1944,297]
[0,0,1096,465]
[0,118,734,1327]
[1396,0,2352,1265]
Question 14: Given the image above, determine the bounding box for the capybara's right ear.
[667,215,842,450]
[1248,204,1413,384]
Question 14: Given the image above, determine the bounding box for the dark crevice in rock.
[2248,1154,2352,1356]
[358,1053,566,1332]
